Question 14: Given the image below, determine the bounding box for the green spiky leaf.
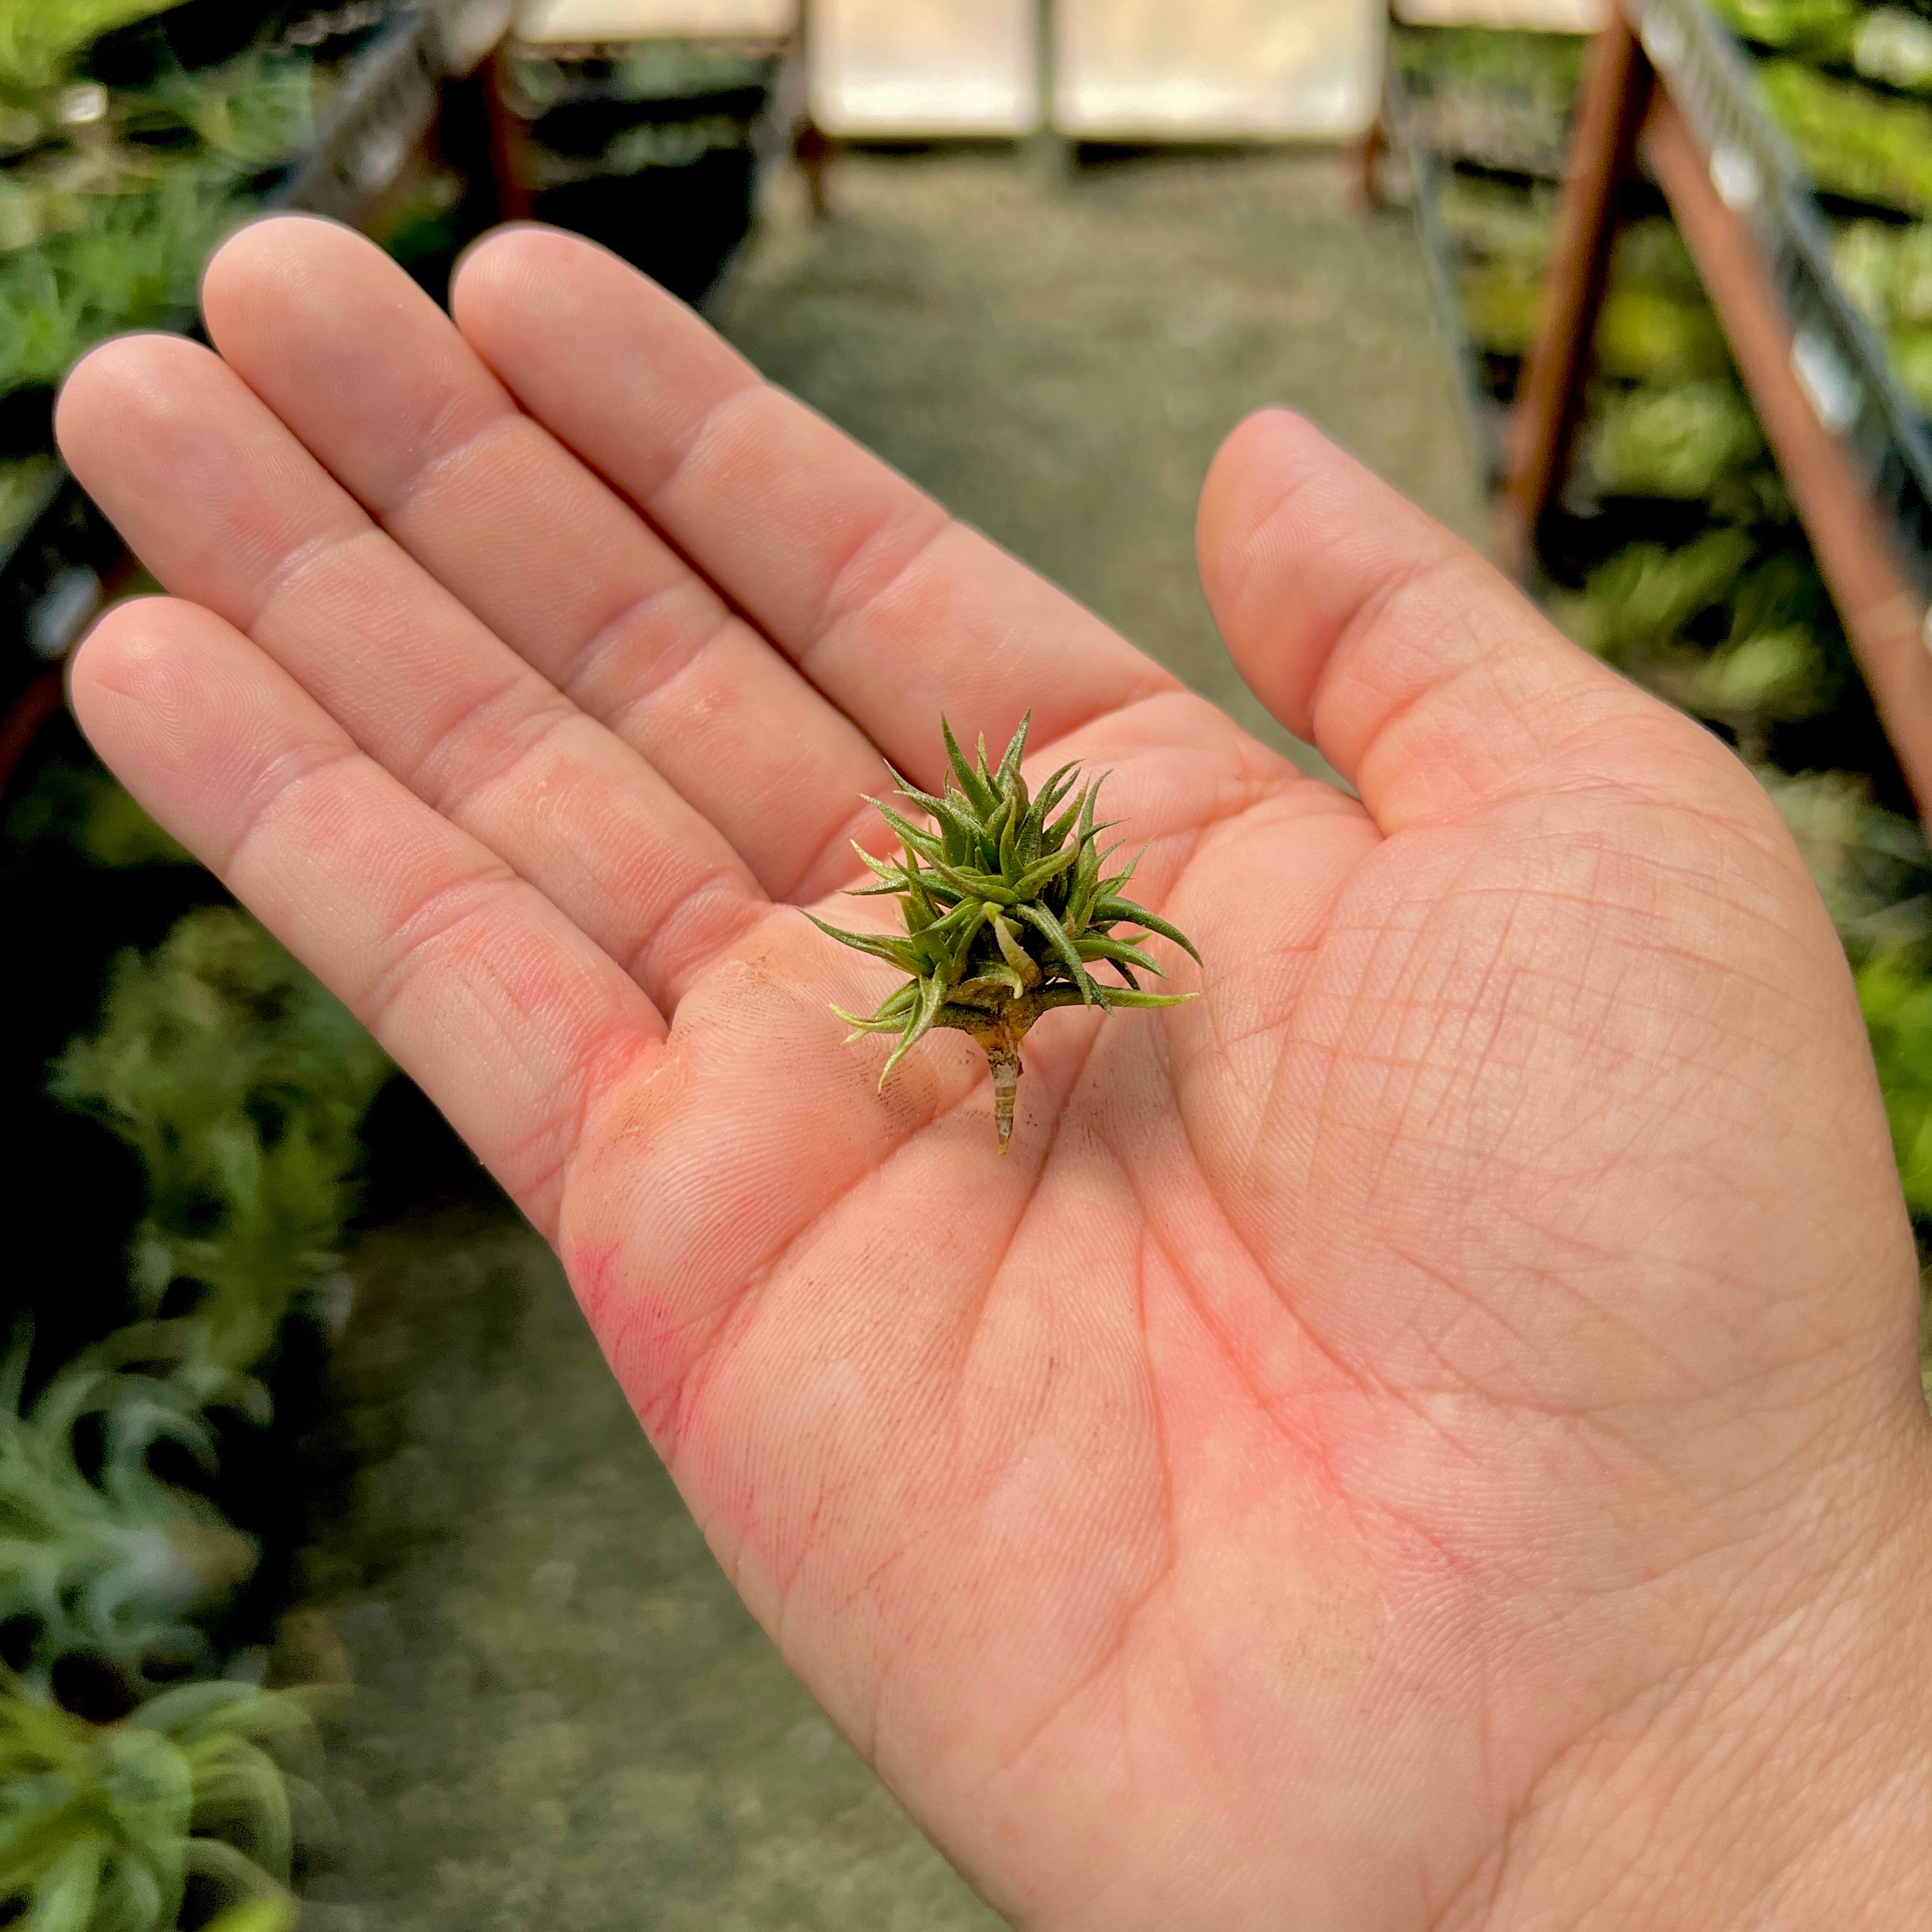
[804,717,1200,1150]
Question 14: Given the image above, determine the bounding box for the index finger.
[450,226,1179,784]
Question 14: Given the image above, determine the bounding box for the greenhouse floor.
[296,144,1484,1929]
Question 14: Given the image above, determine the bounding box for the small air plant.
[0,1322,261,1699]
[54,907,392,1376]
[810,716,1199,1153]
[0,1665,319,1932]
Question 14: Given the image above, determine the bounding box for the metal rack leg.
[1492,15,1651,582]
[1643,93,1932,815]
[482,45,537,224]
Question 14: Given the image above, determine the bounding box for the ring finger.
[57,332,769,1013]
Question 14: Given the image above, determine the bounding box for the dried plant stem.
[987,1048,1022,1152]
[963,1008,1029,1154]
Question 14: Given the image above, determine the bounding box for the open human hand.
[56,215,1932,1929]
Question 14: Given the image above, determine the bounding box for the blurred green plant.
[0,0,178,93]
[1708,0,1860,58]
[1836,220,1932,318]
[1853,8,1932,91]
[0,48,319,404]
[0,165,242,398]
[1712,0,1932,93]
[1393,26,1586,174]
[1556,533,1842,730]
[1611,215,1705,298]
[0,1666,316,1932]
[1766,767,1932,956]
[1759,60,1932,213]
[1554,528,1754,663]
[1688,550,1843,724]
[1835,219,1932,412]
[6,762,194,870]
[1393,24,1586,98]
[1760,773,1932,1390]
[0,456,57,549]
[0,1326,261,1698]
[1458,272,1732,377]
[1582,378,1767,498]
[0,892,381,1920]
[1680,619,1841,724]
[1434,172,1556,277]
[1857,954,1932,1216]
[508,40,771,110]
[1458,217,1731,379]
[53,909,392,1376]
[120,50,316,170]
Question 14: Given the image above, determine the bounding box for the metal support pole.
[1492,13,1650,581]
[1643,92,1932,813]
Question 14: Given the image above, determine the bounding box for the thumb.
[1196,408,1715,832]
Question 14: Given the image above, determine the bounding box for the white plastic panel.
[1393,0,1606,27]
[1052,0,1384,141]
[512,0,797,42]
[439,0,517,72]
[808,0,1041,137]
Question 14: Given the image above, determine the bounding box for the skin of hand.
[53,214,1932,1931]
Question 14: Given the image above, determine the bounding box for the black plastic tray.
[3,9,445,647]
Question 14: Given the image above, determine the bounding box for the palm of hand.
[59,218,1926,1931]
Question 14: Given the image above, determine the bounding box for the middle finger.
[200,215,890,903]
[58,332,767,1014]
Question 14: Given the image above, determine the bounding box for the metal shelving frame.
[277,7,445,220]
[1382,49,1521,493]
[1495,0,1932,812]
[1,4,461,671]
[1384,11,1604,498]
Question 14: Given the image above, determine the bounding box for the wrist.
[1469,1413,1932,1930]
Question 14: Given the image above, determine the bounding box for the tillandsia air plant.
[0,1665,317,1932]
[0,1322,261,1699]
[54,907,392,1376]
[809,716,1199,1153]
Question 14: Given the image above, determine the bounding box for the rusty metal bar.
[1492,12,1650,580]
[1643,91,1932,813]
[482,44,539,224]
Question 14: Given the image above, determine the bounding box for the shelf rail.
[1496,0,1932,814]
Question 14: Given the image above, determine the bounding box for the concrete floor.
[721,145,1485,763]
[297,146,1483,1929]
[298,1216,996,1931]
